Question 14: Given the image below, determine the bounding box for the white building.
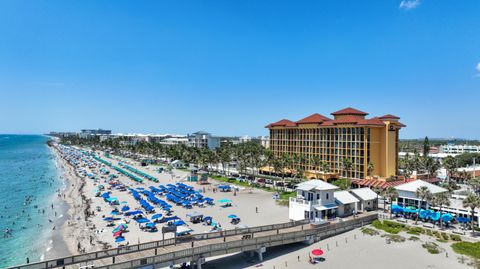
[171,160,185,169]
[350,187,378,212]
[289,180,339,221]
[334,191,359,217]
[439,144,480,154]
[394,180,448,208]
[188,131,220,149]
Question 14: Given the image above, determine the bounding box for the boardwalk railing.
[96,214,378,269]
[6,219,309,269]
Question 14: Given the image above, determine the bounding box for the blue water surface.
[0,135,64,267]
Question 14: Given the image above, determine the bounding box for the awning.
[314,204,338,211]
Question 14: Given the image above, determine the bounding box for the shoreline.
[50,144,104,256]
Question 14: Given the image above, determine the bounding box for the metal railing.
[94,214,378,269]
[5,219,309,269]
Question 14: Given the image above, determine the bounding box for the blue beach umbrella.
[217,199,232,203]
[115,237,125,243]
[145,222,156,228]
[103,217,115,222]
[151,214,163,220]
[121,206,130,212]
[228,214,237,219]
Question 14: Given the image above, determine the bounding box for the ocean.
[0,135,69,267]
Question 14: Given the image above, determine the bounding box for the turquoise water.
[0,135,66,267]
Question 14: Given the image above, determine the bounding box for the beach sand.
[54,146,289,254]
[200,228,471,269]
[52,147,473,269]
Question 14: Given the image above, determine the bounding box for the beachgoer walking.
[256,207,258,213]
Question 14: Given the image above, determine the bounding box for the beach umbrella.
[151,214,163,220]
[120,201,128,204]
[115,237,125,243]
[145,222,156,228]
[113,230,123,237]
[311,249,324,256]
[103,217,115,222]
[121,206,130,212]
[228,214,237,219]
[111,211,119,215]
[217,199,232,203]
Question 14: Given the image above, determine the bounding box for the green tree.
[432,192,450,228]
[341,158,353,179]
[311,155,322,179]
[423,136,430,159]
[463,193,480,235]
[415,186,433,224]
[367,161,375,178]
[385,187,399,218]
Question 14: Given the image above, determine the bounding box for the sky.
[0,0,479,139]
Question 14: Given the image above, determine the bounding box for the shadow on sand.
[202,242,313,269]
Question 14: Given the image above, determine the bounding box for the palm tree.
[415,186,433,224]
[367,161,374,178]
[385,187,399,219]
[468,177,480,195]
[341,158,353,179]
[311,155,322,179]
[463,193,480,235]
[372,187,384,212]
[321,161,330,179]
[432,192,450,229]
[443,155,458,183]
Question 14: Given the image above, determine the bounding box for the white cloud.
[476,62,480,73]
[399,0,421,10]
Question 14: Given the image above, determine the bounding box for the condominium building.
[188,131,221,149]
[439,144,480,154]
[265,107,405,180]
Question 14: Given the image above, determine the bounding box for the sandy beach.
[50,145,474,269]
[53,145,289,254]
[200,228,472,269]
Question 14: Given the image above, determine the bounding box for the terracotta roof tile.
[379,114,400,119]
[331,107,368,116]
[265,119,297,128]
[296,113,332,124]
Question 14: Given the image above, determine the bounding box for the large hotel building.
[265,107,405,181]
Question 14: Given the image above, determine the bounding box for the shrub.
[452,242,480,259]
[382,234,406,243]
[407,227,424,235]
[361,227,379,236]
[422,242,441,254]
[450,234,462,241]
[441,232,449,241]
[372,220,405,234]
[409,236,420,241]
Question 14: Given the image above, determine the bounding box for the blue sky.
[0,0,479,138]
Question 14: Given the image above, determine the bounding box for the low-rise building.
[350,187,378,212]
[394,180,448,209]
[171,160,185,169]
[439,144,480,154]
[289,180,339,221]
[333,191,359,217]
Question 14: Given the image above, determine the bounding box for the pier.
[7,213,377,269]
